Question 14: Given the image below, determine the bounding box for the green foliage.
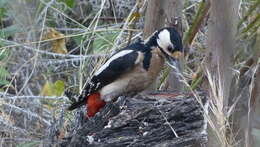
[0,0,8,19]
[183,0,209,46]
[191,74,203,90]
[17,141,40,147]
[0,0,19,41]
[57,0,75,8]
[238,0,260,29]
[54,80,66,96]
[72,35,87,47]
[0,66,10,85]
[0,48,9,60]
[158,67,170,89]
[40,80,65,110]
[40,80,65,96]
[0,25,19,38]
[238,0,260,38]
[92,31,119,53]
[0,48,10,86]
[252,128,260,147]
[0,0,11,86]
[0,8,7,19]
[241,14,260,34]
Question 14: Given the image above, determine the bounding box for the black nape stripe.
[141,31,159,70]
[126,41,153,71]
[143,51,152,71]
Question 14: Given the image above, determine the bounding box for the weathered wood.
[60,91,208,147]
[143,0,165,38]
[206,0,238,146]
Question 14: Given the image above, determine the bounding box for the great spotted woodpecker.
[67,27,183,117]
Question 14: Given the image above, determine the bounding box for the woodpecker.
[67,27,183,117]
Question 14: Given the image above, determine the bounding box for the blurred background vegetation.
[0,0,259,146]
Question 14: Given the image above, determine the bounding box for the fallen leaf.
[44,28,68,54]
[40,80,65,96]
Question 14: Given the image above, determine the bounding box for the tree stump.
[61,91,208,147]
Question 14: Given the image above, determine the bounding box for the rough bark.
[206,0,238,146]
[143,0,165,38]
[144,0,183,37]
[60,91,208,147]
[207,0,237,107]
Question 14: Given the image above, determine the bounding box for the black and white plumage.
[67,27,183,117]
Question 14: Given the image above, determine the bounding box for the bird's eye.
[167,46,174,53]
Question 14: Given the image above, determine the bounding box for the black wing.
[91,50,139,90]
[67,49,140,110]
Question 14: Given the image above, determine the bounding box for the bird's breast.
[146,49,165,80]
[124,50,165,93]
[100,48,165,102]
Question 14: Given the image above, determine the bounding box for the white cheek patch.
[157,29,172,50]
[94,50,133,76]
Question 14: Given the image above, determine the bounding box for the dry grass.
[0,0,258,146]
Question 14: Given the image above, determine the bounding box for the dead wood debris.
[59,91,208,147]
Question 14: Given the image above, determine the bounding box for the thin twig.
[0,117,29,135]
[156,106,179,137]
[0,94,68,101]
[3,103,51,126]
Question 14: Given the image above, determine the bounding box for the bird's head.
[155,27,183,67]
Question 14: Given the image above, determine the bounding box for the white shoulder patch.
[157,29,172,50]
[94,50,133,76]
[134,51,143,64]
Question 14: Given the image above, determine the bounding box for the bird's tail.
[66,90,86,111]
[67,92,106,117]
[67,98,85,111]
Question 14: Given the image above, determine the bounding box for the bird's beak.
[172,51,182,59]
[166,51,182,69]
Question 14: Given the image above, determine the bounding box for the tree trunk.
[207,0,236,107]
[143,0,165,38]
[206,0,237,146]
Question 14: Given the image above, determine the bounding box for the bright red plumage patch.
[87,93,106,117]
